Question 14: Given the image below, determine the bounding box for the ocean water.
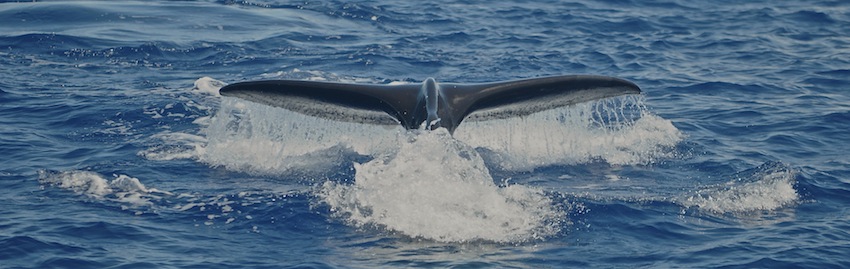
[1,0,849,268]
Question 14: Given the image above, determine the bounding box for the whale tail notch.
[218,75,641,134]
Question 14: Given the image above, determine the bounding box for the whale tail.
[218,75,641,133]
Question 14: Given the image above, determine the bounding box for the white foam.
[138,131,208,161]
[192,76,226,96]
[99,118,135,136]
[318,130,565,243]
[680,165,798,214]
[454,96,683,170]
[37,169,295,229]
[138,77,224,161]
[37,170,170,207]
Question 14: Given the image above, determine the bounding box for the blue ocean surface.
[1,0,849,268]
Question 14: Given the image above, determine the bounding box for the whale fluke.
[219,75,641,133]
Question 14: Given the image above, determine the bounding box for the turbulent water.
[2,0,849,268]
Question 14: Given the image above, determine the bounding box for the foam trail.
[319,129,565,243]
[455,96,683,170]
[36,169,299,228]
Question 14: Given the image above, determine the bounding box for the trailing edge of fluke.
[218,75,641,134]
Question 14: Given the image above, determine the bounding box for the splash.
[318,129,565,243]
[192,76,226,96]
[137,77,223,161]
[139,76,405,173]
[199,98,403,175]
[139,76,685,242]
[151,77,683,176]
[455,96,682,170]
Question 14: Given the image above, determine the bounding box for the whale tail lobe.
[218,75,640,133]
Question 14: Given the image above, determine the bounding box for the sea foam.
[318,129,565,243]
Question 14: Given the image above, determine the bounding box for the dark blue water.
[2,0,849,268]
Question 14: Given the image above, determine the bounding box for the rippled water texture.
[1,0,849,268]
